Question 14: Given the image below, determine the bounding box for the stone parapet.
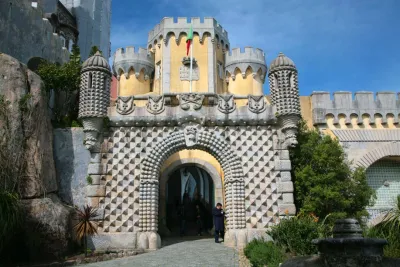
[148,17,229,48]
[225,47,267,81]
[113,46,155,79]
[312,91,400,125]
[110,94,277,127]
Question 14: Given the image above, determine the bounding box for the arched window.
[88,73,92,88]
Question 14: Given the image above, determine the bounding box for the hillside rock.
[0,53,57,198]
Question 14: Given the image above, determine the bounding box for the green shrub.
[86,175,93,185]
[268,215,319,256]
[244,239,286,267]
[0,192,22,254]
[366,195,400,258]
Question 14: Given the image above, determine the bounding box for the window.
[155,62,161,80]
[217,62,223,79]
[88,73,92,88]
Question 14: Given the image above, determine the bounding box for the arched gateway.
[139,126,246,246]
[78,30,301,250]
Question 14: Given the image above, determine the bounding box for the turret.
[113,47,155,96]
[79,51,111,151]
[225,47,267,95]
[268,52,301,146]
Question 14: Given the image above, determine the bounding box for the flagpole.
[189,23,193,93]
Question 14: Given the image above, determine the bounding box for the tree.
[36,47,82,126]
[289,120,376,220]
[89,46,102,57]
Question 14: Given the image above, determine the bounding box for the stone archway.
[355,142,400,168]
[138,125,246,249]
[159,158,224,231]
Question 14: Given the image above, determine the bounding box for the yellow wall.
[169,34,208,93]
[118,69,151,96]
[216,43,225,94]
[227,68,263,95]
[160,149,224,183]
[152,40,163,94]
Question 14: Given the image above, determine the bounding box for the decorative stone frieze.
[248,95,267,113]
[217,94,236,113]
[179,93,205,110]
[116,96,135,115]
[146,95,165,114]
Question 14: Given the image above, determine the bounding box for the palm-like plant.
[73,205,98,256]
[381,195,400,233]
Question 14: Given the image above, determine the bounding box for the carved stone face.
[218,94,236,114]
[116,96,135,115]
[184,126,198,147]
[146,95,165,114]
[248,95,266,113]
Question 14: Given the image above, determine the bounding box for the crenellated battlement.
[312,91,400,125]
[225,47,267,80]
[147,17,229,48]
[112,46,154,79]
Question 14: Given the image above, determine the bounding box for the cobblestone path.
[81,238,240,267]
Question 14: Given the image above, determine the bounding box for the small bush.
[268,215,319,256]
[244,239,286,267]
[86,175,93,185]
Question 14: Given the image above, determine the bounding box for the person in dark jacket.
[212,203,225,243]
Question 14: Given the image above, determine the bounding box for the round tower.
[225,47,267,95]
[113,47,155,96]
[79,51,111,151]
[268,52,301,146]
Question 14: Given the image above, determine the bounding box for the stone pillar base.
[224,229,272,249]
[88,232,137,250]
[137,232,162,251]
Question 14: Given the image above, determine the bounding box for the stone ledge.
[281,193,294,204]
[280,171,292,182]
[278,204,296,215]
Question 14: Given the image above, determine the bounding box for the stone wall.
[53,128,90,208]
[0,0,70,65]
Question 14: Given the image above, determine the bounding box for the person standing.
[212,203,225,243]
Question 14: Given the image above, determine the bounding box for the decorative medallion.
[180,57,199,81]
[217,94,236,114]
[248,95,266,113]
[179,94,204,110]
[116,96,135,115]
[146,95,165,115]
[184,126,198,147]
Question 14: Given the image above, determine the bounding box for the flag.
[186,25,193,56]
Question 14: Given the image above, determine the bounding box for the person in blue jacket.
[212,203,225,243]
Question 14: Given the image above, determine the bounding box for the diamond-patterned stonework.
[101,125,285,233]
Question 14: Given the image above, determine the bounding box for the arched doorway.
[366,156,400,222]
[164,165,215,236]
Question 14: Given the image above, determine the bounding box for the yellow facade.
[119,69,151,96]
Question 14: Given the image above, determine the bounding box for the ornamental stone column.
[79,51,111,218]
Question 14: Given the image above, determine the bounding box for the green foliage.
[366,195,400,258]
[18,93,32,112]
[268,215,319,256]
[89,46,102,57]
[70,44,81,64]
[0,192,22,255]
[86,175,93,185]
[244,239,287,267]
[289,120,376,219]
[36,47,81,126]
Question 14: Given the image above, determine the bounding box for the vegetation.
[86,175,93,185]
[0,192,22,254]
[268,214,320,256]
[289,120,376,223]
[73,205,98,257]
[89,46,102,57]
[366,195,400,258]
[244,239,287,267]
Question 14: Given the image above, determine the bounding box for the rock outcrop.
[0,53,72,259]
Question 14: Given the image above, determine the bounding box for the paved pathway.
[81,238,240,267]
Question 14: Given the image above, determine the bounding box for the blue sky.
[111,0,400,96]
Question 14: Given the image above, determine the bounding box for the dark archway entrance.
[165,165,215,236]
